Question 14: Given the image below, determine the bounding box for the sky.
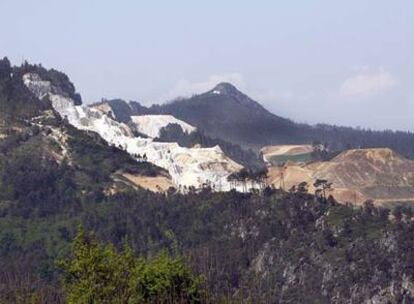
[1,0,413,131]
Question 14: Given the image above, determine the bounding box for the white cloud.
[339,68,398,98]
[161,73,244,102]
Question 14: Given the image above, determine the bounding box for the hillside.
[92,98,265,171]
[267,147,414,206]
[3,58,414,303]
[22,70,244,190]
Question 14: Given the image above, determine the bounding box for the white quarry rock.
[23,73,52,99]
[130,114,196,138]
[23,73,243,190]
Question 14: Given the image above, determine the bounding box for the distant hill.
[96,83,414,159]
[93,83,414,166]
[149,83,414,159]
[154,83,302,150]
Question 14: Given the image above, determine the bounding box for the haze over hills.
[96,82,414,160]
[156,83,414,157]
[90,80,414,206]
[6,56,414,204]
[3,58,414,302]
[2,0,414,301]
[14,56,413,204]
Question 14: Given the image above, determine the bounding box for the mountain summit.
[210,82,242,96]
[207,82,267,112]
[156,83,300,149]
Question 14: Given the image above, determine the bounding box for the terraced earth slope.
[267,148,414,206]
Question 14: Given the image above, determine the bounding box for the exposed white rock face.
[23,73,52,99]
[131,115,196,138]
[23,73,243,190]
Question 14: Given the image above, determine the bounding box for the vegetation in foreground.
[2,163,414,303]
[57,227,204,304]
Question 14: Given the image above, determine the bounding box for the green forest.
[2,136,414,303]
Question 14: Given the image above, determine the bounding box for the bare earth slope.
[267,148,414,205]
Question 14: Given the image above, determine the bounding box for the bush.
[58,227,204,303]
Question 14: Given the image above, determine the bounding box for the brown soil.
[121,173,174,192]
[267,148,414,206]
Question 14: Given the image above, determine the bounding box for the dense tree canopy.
[58,227,204,303]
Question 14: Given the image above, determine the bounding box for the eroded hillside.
[267,147,414,205]
[23,72,243,191]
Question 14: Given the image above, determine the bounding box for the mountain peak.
[207,82,270,114]
[211,82,242,96]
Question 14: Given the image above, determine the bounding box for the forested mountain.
[94,82,414,160]
[2,57,414,303]
[154,83,299,150]
[153,83,414,158]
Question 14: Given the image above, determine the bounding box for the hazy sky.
[1,1,413,131]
